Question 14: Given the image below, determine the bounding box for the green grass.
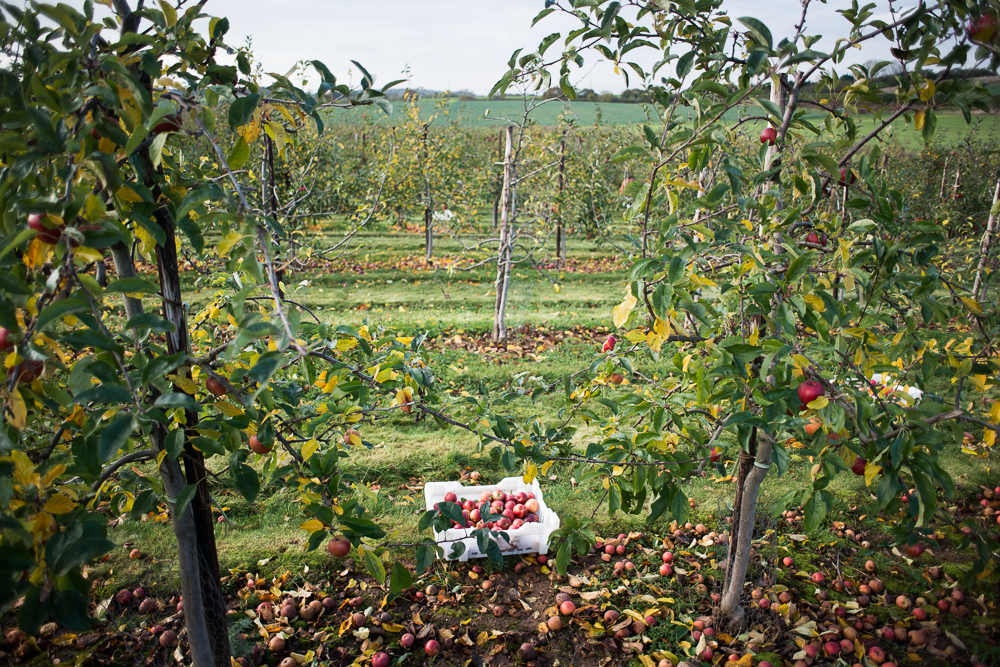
[97,229,1000,598]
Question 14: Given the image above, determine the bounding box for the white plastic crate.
[423,476,561,562]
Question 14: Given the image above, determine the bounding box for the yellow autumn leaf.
[914,109,925,130]
[301,439,319,461]
[216,402,244,418]
[612,294,637,329]
[802,294,825,312]
[919,80,935,102]
[336,338,358,351]
[4,389,27,429]
[299,518,325,533]
[806,396,829,410]
[646,331,662,353]
[44,493,76,514]
[523,463,538,485]
[864,462,882,487]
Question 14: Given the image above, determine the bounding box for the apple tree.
[0,2,425,665]
[480,0,1000,621]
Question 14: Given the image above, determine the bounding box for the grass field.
[103,230,1000,599]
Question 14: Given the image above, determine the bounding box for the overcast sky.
[139,0,918,94]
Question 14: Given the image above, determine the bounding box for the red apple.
[659,563,673,576]
[327,536,351,557]
[838,167,857,187]
[968,13,998,42]
[151,114,183,134]
[662,551,673,563]
[811,572,825,584]
[400,633,415,649]
[159,630,178,647]
[249,435,271,454]
[905,542,925,558]
[115,589,133,605]
[525,498,539,514]
[372,652,390,667]
[851,456,867,476]
[797,380,825,408]
[710,447,721,463]
[28,213,63,243]
[206,377,228,396]
[760,127,777,145]
[603,335,616,353]
[782,556,794,567]
[424,639,440,656]
[0,328,17,352]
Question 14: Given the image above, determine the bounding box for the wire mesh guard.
[711,491,780,639]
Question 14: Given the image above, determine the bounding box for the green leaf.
[738,16,773,50]
[389,561,412,596]
[802,491,825,531]
[227,137,250,170]
[784,252,813,284]
[230,461,260,503]
[228,94,260,130]
[98,414,135,464]
[105,278,160,294]
[124,124,149,156]
[555,541,572,575]
[675,51,695,80]
[415,543,436,574]
[362,548,386,584]
[173,483,199,522]
[154,393,201,412]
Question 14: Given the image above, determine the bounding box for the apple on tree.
[759,126,777,145]
[967,13,997,42]
[602,334,616,353]
[248,434,271,454]
[327,536,351,557]
[797,380,825,409]
[205,376,228,396]
[28,213,63,243]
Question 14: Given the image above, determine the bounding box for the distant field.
[331,98,1000,149]
[332,99,664,126]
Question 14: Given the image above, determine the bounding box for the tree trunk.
[492,130,503,230]
[263,135,285,296]
[151,204,231,666]
[493,126,514,342]
[723,429,757,591]
[422,125,433,261]
[555,133,566,266]
[973,179,1000,301]
[109,241,144,342]
[114,4,231,662]
[719,434,773,622]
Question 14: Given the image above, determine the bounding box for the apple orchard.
[1,2,1000,667]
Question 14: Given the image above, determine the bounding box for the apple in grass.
[760,126,777,145]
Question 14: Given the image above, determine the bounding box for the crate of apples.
[423,476,561,561]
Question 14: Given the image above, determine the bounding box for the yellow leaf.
[349,433,362,447]
[919,80,935,102]
[646,331,662,353]
[624,329,646,343]
[612,294,637,329]
[302,439,319,461]
[41,464,66,488]
[791,354,811,370]
[540,460,554,476]
[336,338,358,351]
[4,389,26,429]
[44,493,76,514]
[553,283,560,294]
[523,463,538,485]
[299,519,325,533]
[802,294,825,312]
[914,110,925,130]
[639,657,656,667]
[806,396,829,410]
[611,466,624,477]
[216,402,244,418]
[864,462,882,487]
[985,429,996,447]
[218,232,245,258]
[960,297,983,316]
